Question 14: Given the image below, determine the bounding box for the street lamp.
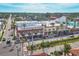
[27,39,30,56]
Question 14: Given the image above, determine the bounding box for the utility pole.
[27,39,30,56]
[30,34,33,55]
[42,24,45,53]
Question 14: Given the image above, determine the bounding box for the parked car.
[10,34,13,36]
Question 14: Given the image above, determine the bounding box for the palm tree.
[41,41,45,53]
[53,51,63,56]
[42,24,46,53]
[20,37,26,56]
[63,43,71,56]
[54,26,59,51]
[30,34,34,55]
[60,23,64,29]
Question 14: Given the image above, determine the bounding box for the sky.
[0,3,79,13]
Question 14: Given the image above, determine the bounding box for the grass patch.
[27,36,79,50]
[0,24,6,41]
[0,31,4,41]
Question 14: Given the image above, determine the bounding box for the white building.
[52,16,67,24]
[16,20,67,37]
[16,21,43,31]
[0,17,5,31]
[0,22,3,31]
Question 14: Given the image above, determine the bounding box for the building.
[41,21,56,36]
[0,17,4,22]
[0,17,4,31]
[67,17,79,29]
[16,20,68,41]
[0,22,3,31]
[16,21,44,41]
[69,48,79,56]
[50,16,67,24]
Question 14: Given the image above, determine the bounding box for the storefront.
[67,20,79,29]
[67,20,75,28]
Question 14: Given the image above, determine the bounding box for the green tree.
[14,17,22,21]
[20,37,26,56]
[45,13,51,18]
[53,51,63,56]
[50,52,54,56]
[41,41,45,53]
[2,38,6,41]
[63,43,71,56]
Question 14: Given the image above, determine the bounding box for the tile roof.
[70,48,79,56]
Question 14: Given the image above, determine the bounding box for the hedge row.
[27,36,79,51]
[0,31,4,41]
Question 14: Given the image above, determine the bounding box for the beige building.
[16,20,67,39]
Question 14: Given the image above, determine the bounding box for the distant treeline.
[0,12,79,20]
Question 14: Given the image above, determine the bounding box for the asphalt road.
[2,14,12,40]
[0,14,22,56]
[0,14,79,56]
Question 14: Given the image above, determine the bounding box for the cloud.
[0,3,79,13]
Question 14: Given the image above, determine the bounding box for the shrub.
[2,38,6,41]
[54,51,63,56]
[63,43,71,55]
[50,52,54,55]
[12,36,16,40]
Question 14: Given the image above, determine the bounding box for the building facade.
[15,20,68,41]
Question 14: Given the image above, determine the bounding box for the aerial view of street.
[1,3,79,56]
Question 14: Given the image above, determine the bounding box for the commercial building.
[0,22,3,31]
[15,19,68,41]
[67,18,79,29]
[0,17,4,31]
[69,48,79,56]
[16,21,44,41]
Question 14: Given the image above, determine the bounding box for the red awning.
[17,29,43,33]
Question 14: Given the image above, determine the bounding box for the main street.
[0,14,22,56]
[0,14,79,56]
[2,14,12,41]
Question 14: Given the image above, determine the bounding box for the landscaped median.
[0,23,6,41]
[27,36,79,51]
[0,31,4,41]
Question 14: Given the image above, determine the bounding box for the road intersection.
[0,14,79,56]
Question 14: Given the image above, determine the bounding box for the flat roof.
[16,21,43,30]
[16,21,61,31]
